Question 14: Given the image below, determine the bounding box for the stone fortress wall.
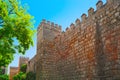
[35,0,120,80]
[19,56,29,68]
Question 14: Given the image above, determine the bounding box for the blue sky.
[9,0,106,70]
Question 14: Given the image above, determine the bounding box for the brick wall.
[27,55,37,73]
[19,57,29,68]
[9,67,19,80]
[36,0,120,80]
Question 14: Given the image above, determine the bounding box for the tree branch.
[0,29,4,39]
[9,8,14,15]
[7,0,14,15]
[0,32,3,39]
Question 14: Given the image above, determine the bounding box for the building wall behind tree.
[9,67,19,80]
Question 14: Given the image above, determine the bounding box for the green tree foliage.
[20,64,27,73]
[26,71,36,80]
[0,0,35,67]
[0,74,9,80]
[13,64,27,80]
[13,72,26,80]
[13,71,36,80]
[13,64,36,80]
[0,68,3,75]
[13,65,36,80]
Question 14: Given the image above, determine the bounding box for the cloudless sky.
[9,0,106,73]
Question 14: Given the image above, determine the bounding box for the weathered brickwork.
[27,55,37,73]
[19,57,29,68]
[9,67,19,80]
[35,0,120,80]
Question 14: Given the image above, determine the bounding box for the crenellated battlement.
[61,0,120,35]
[19,56,29,60]
[88,7,94,17]
[81,13,87,22]
[96,1,103,10]
[38,19,62,32]
[37,0,120,37]
[37,0,120,43]
[75,18,81,25]
[36,0,120,80]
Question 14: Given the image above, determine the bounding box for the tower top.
[38,19,62,32]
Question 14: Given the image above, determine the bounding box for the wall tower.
[36,19,62,80]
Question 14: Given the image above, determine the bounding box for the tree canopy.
[13,64,36,80]
[0,0,35,67]
[0,74,9,80]
[0,68,9,80]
